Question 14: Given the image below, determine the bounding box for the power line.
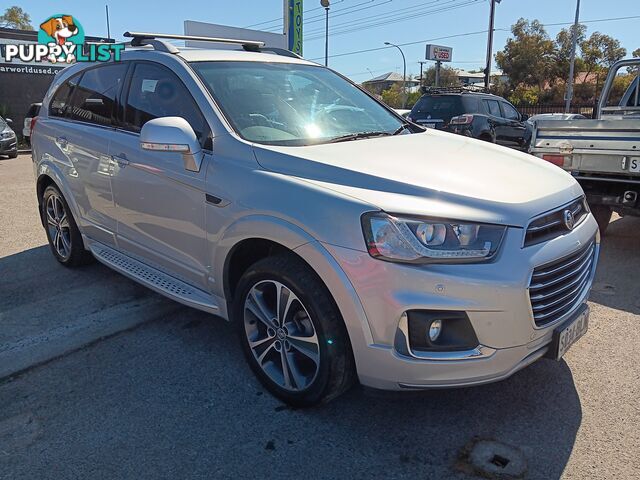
[309,14,640,62]
[243,0,347,29]
[305,0,483,40]
[304,0,469,37]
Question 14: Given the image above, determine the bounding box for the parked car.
[23,103,42,145]
[527,113,587,126]
[408,88,532,150]
[394,108,411,118]
[0,116,18,158]
[530,59,640,234]
[32,33,599,406]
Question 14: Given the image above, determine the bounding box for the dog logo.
[38,14,85,63]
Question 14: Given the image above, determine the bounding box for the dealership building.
[0,27,112,142]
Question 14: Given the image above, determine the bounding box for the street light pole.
[385,41,407,108]
[418,61,427,87]
[565,0,581,113]
[484,0,501,89]
[321,0,330,66]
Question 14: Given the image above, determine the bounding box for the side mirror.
[140,117,204,172]
[520,113,529,121]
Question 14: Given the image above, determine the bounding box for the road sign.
[426,44,452,63]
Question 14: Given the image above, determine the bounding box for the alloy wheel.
[244,280,320,392]
[45,193,72,260]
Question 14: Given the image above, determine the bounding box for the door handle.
[113,155,129,167]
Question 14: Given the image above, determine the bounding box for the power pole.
[321,0,330,66]
[435,61,442,87]
[484,0,501,89]
[105,5,111,39]
[418,61,427,86]
[565,0,581,113]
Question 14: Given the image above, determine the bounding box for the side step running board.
[90,242,219,314]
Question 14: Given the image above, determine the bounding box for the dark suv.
[408,88,532,150]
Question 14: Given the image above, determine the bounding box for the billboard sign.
[184,21,286,49]
[426,44,452,63]
[287,0,303,55]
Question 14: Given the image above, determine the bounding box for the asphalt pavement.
[1,154,638,479]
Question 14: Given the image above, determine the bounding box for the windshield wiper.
[392,123,412,135]
[327,131,392,143]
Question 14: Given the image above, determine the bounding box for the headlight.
[361,212,506,263]
[1,131,15,139]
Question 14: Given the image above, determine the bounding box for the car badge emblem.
[563,209,575,230]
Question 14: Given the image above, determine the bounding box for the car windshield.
[191,61,405,146]
[411,96,464,123]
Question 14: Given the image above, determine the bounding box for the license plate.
[551,305,589,360]
[425,123,436,129]
[630,157,640,173]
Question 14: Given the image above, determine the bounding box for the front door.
[110,61,213,290]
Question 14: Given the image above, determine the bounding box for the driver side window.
[123,62,211,148]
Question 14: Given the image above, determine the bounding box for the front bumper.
[323,213,599,390]
[0,137,17,154]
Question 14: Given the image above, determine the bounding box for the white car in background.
[527,113,587,126]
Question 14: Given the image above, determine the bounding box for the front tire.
[42,185,93,266]
[234,253,355,407]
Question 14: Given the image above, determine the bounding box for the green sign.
[288,0,303,55]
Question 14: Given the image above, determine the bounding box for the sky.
[12,0,640,81]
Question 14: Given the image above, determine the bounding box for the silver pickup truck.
[530,58,640,233]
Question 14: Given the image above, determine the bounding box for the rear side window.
[123,62,210,148]
[49,74,80,118]
[67,63,127,126]
[502,102,520,120]
[484,99,501,117]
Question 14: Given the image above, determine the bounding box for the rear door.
[109,61,212,289]
[500,101,528,148]
[483,98,508,144]
[41,63,127,246]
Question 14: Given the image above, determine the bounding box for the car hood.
[252,129,583,227]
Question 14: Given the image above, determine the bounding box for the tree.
[495,18,557,89]
[421,65,459,87]
[580,32,626,78]
[380,84,421,109]
[0,6,33,30]
[554,24,587,80]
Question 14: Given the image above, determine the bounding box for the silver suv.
[31,33,599,406]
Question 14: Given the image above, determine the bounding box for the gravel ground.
[0,155,638,479]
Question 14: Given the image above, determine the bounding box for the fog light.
[428,319,442,342]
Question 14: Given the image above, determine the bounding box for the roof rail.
[123,31,266,54]
[420,85,490,95]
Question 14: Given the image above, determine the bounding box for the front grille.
[525,197,588,247]
[528,238,596,327]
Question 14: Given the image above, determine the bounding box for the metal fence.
[514,104,595,118]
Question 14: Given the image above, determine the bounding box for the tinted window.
[26,104,41,117]
[411,96,464,123]
[49,74,80,118]
[68,64,127,126]
[461,96,480,113]
[484,99,501,117]
[502,102,520,120]
[124,62,210,147]
[192,61,404,146]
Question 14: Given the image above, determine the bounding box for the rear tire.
[233,253,355,407]
[8,151,18,159]
[591,205,613,236]
[41,185,93,267]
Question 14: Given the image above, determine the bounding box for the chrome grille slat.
[529,250,594,291]
[531,266,592,311]
[528,238,596,327]
[524,197,589,247]
[532,243,595,280]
